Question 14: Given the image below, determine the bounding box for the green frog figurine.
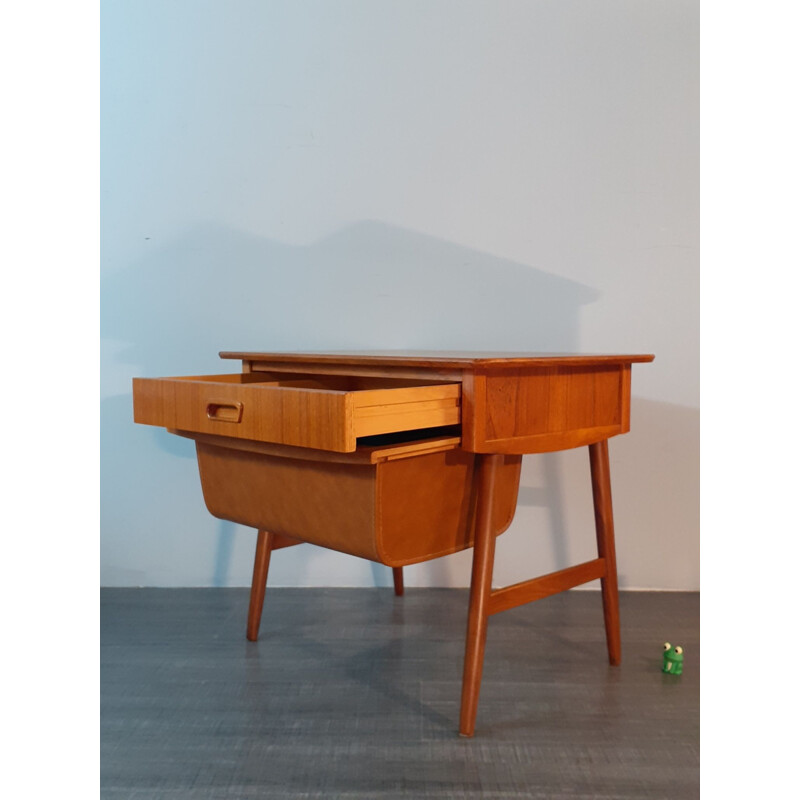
[662,642,684,675]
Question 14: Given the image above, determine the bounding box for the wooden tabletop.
[220,351,655,369]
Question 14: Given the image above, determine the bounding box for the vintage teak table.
[133,350,654,736]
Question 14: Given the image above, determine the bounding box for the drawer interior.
[356,424,461,448]
[168,372,454,390]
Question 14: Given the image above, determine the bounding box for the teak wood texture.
[462,364,632,453]
[133,373,460,452]
[132,350,653,737]
[194,436,522,566]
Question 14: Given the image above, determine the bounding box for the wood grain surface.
[133,373,461,452]
[220,350,655,369]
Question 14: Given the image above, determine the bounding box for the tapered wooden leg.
[589,440,621,665]
[459,453,503,737]
[392,567,404,596]
[247,530,274,642]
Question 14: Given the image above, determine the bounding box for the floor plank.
[101,588,699,799]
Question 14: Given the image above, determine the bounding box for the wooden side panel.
[195,442,380,561]
[463,365,630,454]
[352,383,460,406]
[353,383,461,438]
[376,451,522,566]
[620,365,632,434]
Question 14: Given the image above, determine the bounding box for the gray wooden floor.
[101,588,699,799]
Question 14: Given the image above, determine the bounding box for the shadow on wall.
[101,220,599,586]
[411,395,699,591]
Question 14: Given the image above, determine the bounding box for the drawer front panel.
[463,365,630,454]
[133,375,351,451]
[133,373,461,452]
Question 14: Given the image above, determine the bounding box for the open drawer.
[133,372,461,452]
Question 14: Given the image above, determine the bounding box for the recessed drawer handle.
[206,400,243,423]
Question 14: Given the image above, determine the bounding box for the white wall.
[101,0,698,589]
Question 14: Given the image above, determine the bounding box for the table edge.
[219,351,656,368]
